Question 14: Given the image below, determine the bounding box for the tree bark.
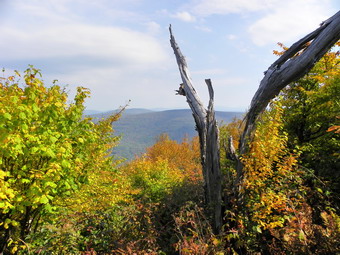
[238,10,340,180]
[168,10,340,234]
[240,10,340,154]
[169,25,222,233]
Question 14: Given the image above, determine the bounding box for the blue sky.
[1,0,339,112]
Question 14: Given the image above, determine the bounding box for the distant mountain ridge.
[89,108,154,117]
[89,108,243,160]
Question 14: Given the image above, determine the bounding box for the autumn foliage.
[0,67,120,254]
[218,43,340,254]
[0,41,339,254]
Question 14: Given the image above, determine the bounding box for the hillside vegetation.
[0,44,339,254]
[91,109,243,159]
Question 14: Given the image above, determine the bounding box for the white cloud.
[227,34,237,40]
[52,67,186,111]
[248,0,334,46]
[192,68,226,76]
[195,25,212,32]
[192,0,278,16]
[3,1,164,65]
[1,23,168,69]
[4,0,337,112]
[189,0,336,47]
[172,11,197,22]
[0,0,175,111]
[145,21,161,34]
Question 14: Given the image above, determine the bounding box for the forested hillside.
[91,109,243,159]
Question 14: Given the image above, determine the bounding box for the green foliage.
[218,43,340,254]
[222,102,305,254]
[109,135,205,253]
[173,201,225,254]
[1,41,338,255]
[0,66,119,254]
[126,158,183,202]
[24,134,204,254]
[241,102,303,231]
[280,70,340,178]
[278,45,340,216]
[219,118,243,184]
[220,100,339,254]
[28,204,159,254]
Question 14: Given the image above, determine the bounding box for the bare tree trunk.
[238,10,340,180]
[169,26,222,233]
[168,10,340,234]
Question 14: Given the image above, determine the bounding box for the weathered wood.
[237,10,340,184]
[168,10,340,234]
[169,25,222,233]
[227,136,238,161]
[240,10,340,158]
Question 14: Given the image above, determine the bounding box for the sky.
[1,0,339,112]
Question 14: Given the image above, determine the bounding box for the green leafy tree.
[0,66,119,253]
[278,44,340,201]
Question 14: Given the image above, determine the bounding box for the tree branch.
[240,10,340,155]
[169,25,222,233]
[169,25,207,123]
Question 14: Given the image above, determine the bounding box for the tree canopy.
[0,67,120,253]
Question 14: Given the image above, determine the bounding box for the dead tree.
[240,11,340,154]
[169,10,340,234]
[169,25,222,233]
[237,10,340,182]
